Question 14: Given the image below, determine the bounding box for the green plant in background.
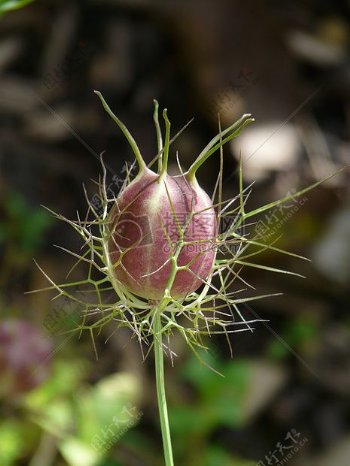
[33,92,337,466]
[168,348,287,465]
[0,355,140,466]
[0,192,52,287]
[26,365,140,466]
[266,316,319,360]
[0,0,35,16]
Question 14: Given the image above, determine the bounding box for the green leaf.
[1,192,53,253]
[0,420,38,466]
[0,421,23,466]
[60,438,100,466]
[0,0,35,15]
[32,398,73,437]
[203,445,256,466]
[60,373,141,465]
[20,209,53,251]
[169,405,210,437]
[266,317,319,360]
[25,359,88,409]
[27,367,141,466]
[180,350,250,429]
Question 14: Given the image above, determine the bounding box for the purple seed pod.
[109,167,217,300]
[0,320,52,395]
[93,93,252,302]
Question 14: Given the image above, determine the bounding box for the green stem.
[153,99,164,174]
[161,109,171,176]
[94,90,146,172]
[186,114,254,182]
[154,310,174,466]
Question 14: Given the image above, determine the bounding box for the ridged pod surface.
[109,168,217,300]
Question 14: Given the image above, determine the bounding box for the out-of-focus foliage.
[0,192,52,268]
[0,354,141,466]
[0,319,52,396]
[166,349,287,465]
[202,446,256,466]
[173,350,249,433]
[266,316,319,360]
[0,0,35,16]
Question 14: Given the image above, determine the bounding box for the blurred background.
[0,1,349,465]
